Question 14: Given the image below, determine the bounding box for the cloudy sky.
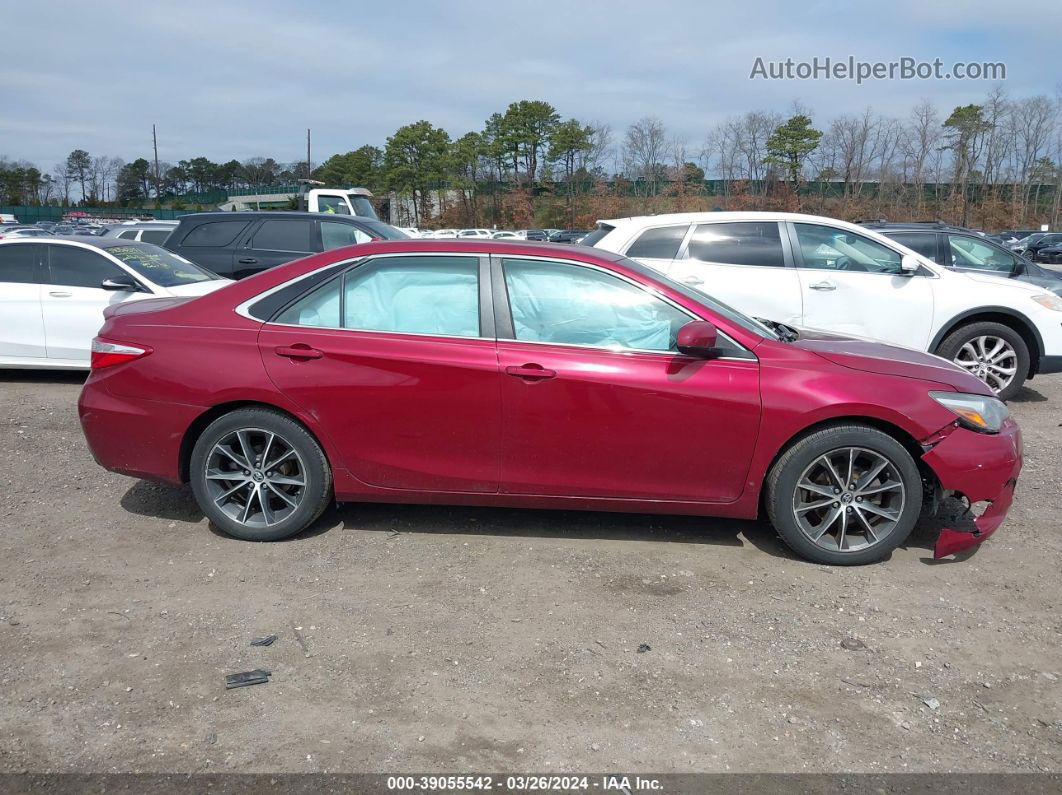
[2,0,1059,172]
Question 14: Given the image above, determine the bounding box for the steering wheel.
[834,255,868,272]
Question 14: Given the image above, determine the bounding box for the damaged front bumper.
[921,418,1022,559]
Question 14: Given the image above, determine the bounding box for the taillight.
[90,338,152,369]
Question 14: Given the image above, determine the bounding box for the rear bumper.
[78,381,204,486]
[922,420,1022,558]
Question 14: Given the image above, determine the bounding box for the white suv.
[585,211,1062,400]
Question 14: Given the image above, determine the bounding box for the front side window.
[252,220,313,252]
[794,224,902,274]
[47,245,124,288]
[946,235,1018,273]
[502,258,689,352]
[275,256,480,338]
[0,244,39,284]
[316,195,351,215]
[685,221,785,267]
[885,231,937,261]
[140,229,171,245]
[625,225,688,259]
[321,221,371,251]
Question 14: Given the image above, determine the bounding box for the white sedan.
[0,237,230,369]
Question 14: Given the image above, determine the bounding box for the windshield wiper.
[754,317,799,342]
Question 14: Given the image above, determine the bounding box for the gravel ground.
[0,369,1060,775]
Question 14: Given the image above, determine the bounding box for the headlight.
[1031,293,1062,312]
[930,391,1009,433]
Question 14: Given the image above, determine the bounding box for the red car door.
[259,254,500,493]
[494,255,761,502]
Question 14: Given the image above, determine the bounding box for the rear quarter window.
[626,225,689,259]
[180,220,250,247]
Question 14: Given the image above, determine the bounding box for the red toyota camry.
[78,240,1021,564]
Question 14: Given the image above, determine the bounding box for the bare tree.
[622,117,670,195]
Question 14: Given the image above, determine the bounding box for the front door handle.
[238,257,258,264]
[505,364,556,381]
[683,276,705,286]
[808,281,836,291]
[275,344,323,360]
[49,291,72,298]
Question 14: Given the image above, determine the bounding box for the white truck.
[217,180,378,219]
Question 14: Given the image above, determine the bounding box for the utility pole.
[306,128,311,179]
[152,124,161,198]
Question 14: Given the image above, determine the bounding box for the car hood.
[792,327,992,394]
[162,278,232,297]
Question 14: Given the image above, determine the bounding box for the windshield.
[349,196,379,220]
[107,243,220,287]
[358,220,409,240]
[617,256,780,340]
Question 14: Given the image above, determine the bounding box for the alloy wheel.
[203,428,306,528]
[792,447,906,553]
[951,335,1017,394]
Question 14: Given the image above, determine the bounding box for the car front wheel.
[936,321,1029,401]
[190,408,333,541]
[766,424,922,565]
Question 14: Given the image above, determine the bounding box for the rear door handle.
[49,291,72,298]
[683,276,704,286]
[505,364,556,381]
[809,281,836,291]
[275,344,323,360]
[238,257,258,264]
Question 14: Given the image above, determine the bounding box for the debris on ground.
[225,669,272,689]
[250,634,277,647]
[840,638,866,651]
[637,643,651,653]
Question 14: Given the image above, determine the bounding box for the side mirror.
[676,320,719,357]
[101,276,142,292]
[900,254,920,275]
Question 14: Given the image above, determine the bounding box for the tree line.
[2,89,1061,230]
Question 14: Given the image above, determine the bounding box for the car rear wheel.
[936,321,1029,401]
[190,408,333,541]
[766,424,922,565]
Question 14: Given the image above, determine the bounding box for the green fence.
[0,205,195,223]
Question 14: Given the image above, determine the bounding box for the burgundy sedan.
[78,240,1022,564]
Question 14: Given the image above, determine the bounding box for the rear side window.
[578,223,615,247]
[685,222,785,267]
[116,230,138,240]
[625,225,688,259]
[48,245,123,288]
[252,220,313,252]
[886,231,938,261]
[0,244,39,283]
[181,220,250,248]
[140,230,171,245]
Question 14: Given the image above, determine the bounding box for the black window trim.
[247,252,494,341]
[677,220,794,268]
[488,252,755,360]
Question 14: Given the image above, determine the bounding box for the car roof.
[174,211,380,223]
[14,235,162,250]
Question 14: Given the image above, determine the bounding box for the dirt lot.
[0,370,1060,775]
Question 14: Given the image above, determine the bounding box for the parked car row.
[411,228,590,243]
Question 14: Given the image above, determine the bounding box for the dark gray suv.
[860,221,1062,297]
[164,211,407,279]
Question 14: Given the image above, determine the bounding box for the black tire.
[935,321,1029,401]
[190,408,332,541]
[765,424,922,565]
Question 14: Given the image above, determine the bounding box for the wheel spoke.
[236,431,256,468]
[819,455,845,489]
[796,497,834,514]
[987,363,1016,376]
[854,459,889,492]
[217,445,250,470]
[797,480,836,498]
[266,474,304,486]
[206,468,243,481]
[845,449,856,489]
[265,481,298,507]
[836,508,849,549]
[215,480,249,505]
[858,479,902,496]
[239,486,257,523]
[259,488,275,525]
[265,448,296,469]
[809,505,842,541]
[260,433,275,470]
[852,506,878,541]
[984,337,1003,361]
[857,502,899,521]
